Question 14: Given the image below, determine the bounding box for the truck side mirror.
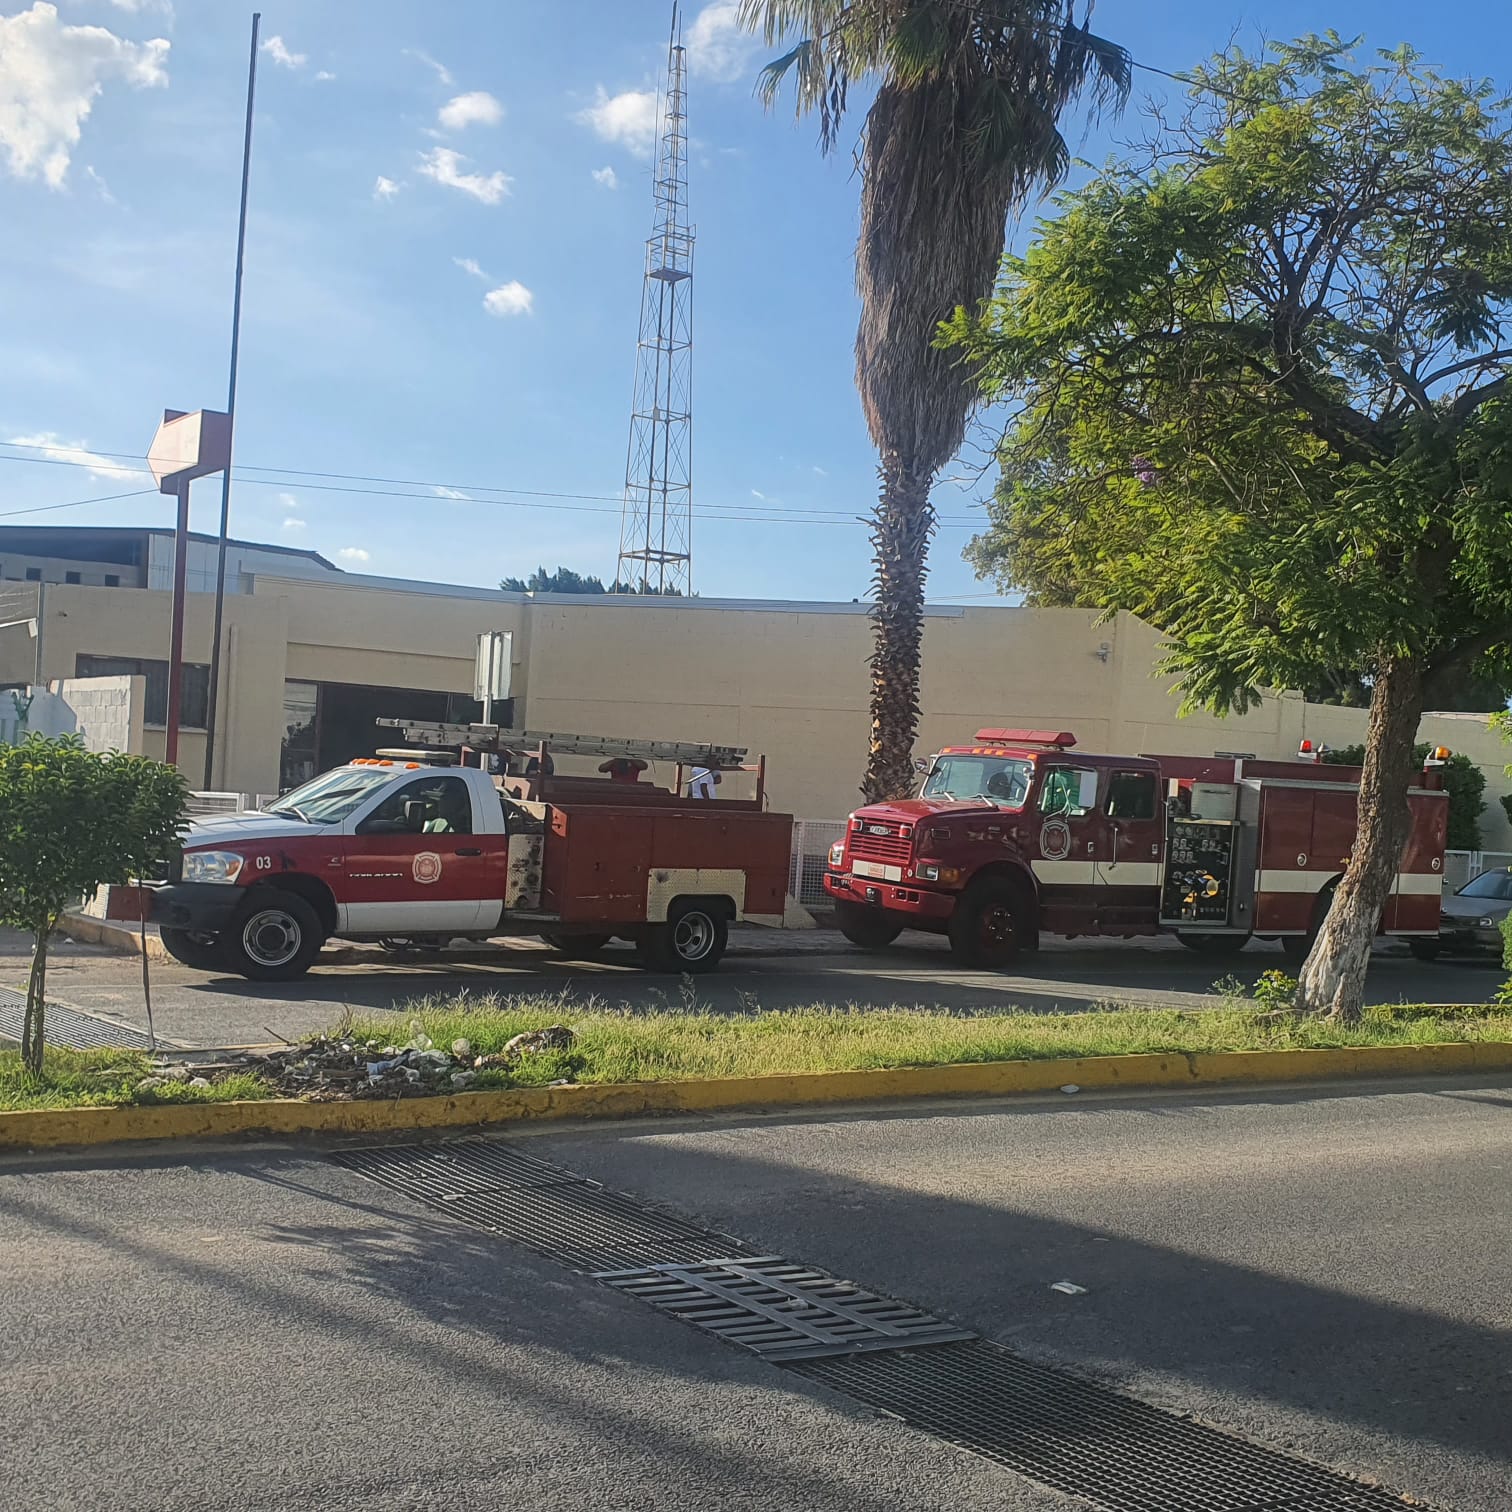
[1076,770,1098,813]
[914,758,930,773]
[403,799,427,832]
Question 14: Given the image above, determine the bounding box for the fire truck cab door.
[1032,765,1110,931]
[340,772,506,934]
[1098,770,1163,929]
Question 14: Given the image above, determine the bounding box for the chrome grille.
[849,827,912,866]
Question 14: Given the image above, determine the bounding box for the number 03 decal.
[254,855,272,871]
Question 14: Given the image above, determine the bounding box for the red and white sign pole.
[147,408,231,767]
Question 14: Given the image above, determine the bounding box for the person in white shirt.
[688,765,721,799]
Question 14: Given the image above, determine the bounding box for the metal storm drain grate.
[594,1257,977,1361]
[791,1339,1417,1512]
[334,1141,1429,1512]
[0,986,157,1051]
[333,1138,750,1273]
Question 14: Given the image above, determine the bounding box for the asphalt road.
[3,1077,1508,1509]
[3,927,1499,1049]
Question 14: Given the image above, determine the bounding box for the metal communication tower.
[615,3,694,595]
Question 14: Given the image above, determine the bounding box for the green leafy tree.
[499,566,684,595]
[741,0,1129,800]
[0,736,186,1074]
[1324,744,1486,851]
[956,37,1512,1020]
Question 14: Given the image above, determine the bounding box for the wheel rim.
[242,909,302,968]
[673,912,715,962]
[979,904,1016,952]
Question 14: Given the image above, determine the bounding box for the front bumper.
[146,882,244,935]
[823,870,956,921]
[1437,921,1504,955]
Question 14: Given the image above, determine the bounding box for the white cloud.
[438,90,502,131]
[433,485,470,501]
[6,430,137,480]
[315,70,335,82]
[575,86,658,155]
[811,465,828,477]
[337,546,370,564]
[83,163,116,203]
[687,2,756,83]
[591,165,618,190]
[373,175,403,200]
[281,517,306,532]
[483,280,533,318]
[404,48,453,87]
[453,256,489,281]
[750,489,767,500]
[0,3,169,189]
[418,146,510,204]
[259,35,306,71]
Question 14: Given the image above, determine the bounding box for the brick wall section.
[54,675,145,754]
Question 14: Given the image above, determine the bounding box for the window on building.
[64,571,81,584]
[24,567,40,582]
[104,574,120,588]
[280,680,319,792]
[75,655,210,729]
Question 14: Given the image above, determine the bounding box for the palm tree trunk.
[863,454,934,801]
[1295,655,1425,1022]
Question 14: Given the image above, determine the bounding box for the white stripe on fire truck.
[1255,869,1442,897]
[1031,861,1165,887]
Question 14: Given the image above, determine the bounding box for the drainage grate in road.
[333,1141,1429,1512]
[333,1138,750,1272]
[595,1257,977,1361]
[791,1338,1416,1512]
[0,986,157,1051]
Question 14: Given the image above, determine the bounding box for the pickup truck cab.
[149,740,792,981]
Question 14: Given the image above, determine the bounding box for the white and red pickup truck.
[146,726,793,981]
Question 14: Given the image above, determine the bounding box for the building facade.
[2,525,1509,844]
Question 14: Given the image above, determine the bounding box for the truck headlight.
[1481,916,1498,929]
[182,850,245,884]
[828,841,845,869]
[916,862,940,882]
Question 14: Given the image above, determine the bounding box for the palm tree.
[739,0,1130,799]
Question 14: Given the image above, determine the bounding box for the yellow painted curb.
[5,1039,1512,1152]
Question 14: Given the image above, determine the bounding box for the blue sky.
[0,0,1498,601]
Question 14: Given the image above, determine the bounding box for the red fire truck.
[147,724,792,981]
[824,729,1448,966]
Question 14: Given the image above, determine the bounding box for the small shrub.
[1253,970,1299,1010]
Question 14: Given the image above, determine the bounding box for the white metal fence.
[788,818,846,907]
[1445,849,1512,894]
[185,791,276,818]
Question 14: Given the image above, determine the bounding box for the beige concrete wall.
[5,571,1508,847]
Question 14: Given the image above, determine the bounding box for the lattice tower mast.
[614,2,694,595]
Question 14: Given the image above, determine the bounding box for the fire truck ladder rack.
[375,720,748,769]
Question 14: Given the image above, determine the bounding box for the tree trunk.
[1295,656,1425,1022]
[863,455,934,801]
[21,921,50,1077]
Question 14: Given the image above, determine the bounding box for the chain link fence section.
[788,819,845,908]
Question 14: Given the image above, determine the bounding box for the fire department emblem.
[412,851,443,885]
[1039,819,1072,861]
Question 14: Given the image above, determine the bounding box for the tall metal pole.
[165,478,192,766]
[203,11,261,789]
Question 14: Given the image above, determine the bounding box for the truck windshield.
[265,766,397,823]
[922,756,1032,808]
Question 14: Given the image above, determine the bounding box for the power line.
[0,487,159,522]
[0,447,991,528]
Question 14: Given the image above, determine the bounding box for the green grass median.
[5,996,1512,1112]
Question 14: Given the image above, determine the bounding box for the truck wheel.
[159,927,229,974]
[1176,932,1253,956]
[948,880,1026,969]
[835,903,901,952]
[225,889,325,982]
[638,902,728,974]
[541,932,612,959]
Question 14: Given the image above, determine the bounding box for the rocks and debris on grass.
[142,1022,580,1102]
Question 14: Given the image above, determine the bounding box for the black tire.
[159,926,229,974]
[224,889,325,982]
[638,901,729,974]
[1408,938,1443,963]
[948,880,1028,969]
[1176,931,1253,956]
[835,903,902,952]
[540,931,613,959]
